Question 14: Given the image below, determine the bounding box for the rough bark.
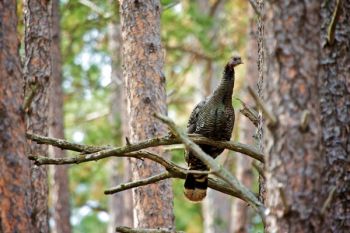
[0,1,32,232]
[23,0,52,232]
[120,0,175,228]
[49,0,72,232]
[319,0,350,231]
[107,1,133,230]
[263,1,349,232]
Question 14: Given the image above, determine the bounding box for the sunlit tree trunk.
[49,0,72,232]
[120,0,175,228]
[0,1,32,232]
[264,0,350,232]
[23,0,52,232]
[107,1,133,230]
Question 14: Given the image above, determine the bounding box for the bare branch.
[116,226,185,233]
[105,172,172,195]
[236,98,259,127]
[247,86,277,127]
[27,132,264,163]
[154,113,266,219]
[26,132,111,153]
[248,0,262,17]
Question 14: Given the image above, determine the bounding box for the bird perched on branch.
[184,56,243,201]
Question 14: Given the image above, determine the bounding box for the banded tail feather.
[184,171,208,202]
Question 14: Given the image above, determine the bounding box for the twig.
[27,132,264,163]
[321,186,337,215]
[327,0,341,46]
[252,161,265,179]
[237,98,259,127]
[247,86,277,127]
[116,226,185,233]
[105,172,172,194]
[248,0,262,17]
[154,113,266,219]
[299,110,310,132]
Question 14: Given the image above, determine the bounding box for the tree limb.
[27,132,264,163]
[248,0,262,17]
[105,172,172,194]
[116,226,185,233]
[247,86,277,127]
[153,113,266,219]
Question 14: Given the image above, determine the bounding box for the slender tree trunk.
[49,0,72,232]
[264,1,349,232]
[23,0,52,232]
[107,1,133,229]
[319,1,350,231]
[120,0,175,228]
[0,1,32,232]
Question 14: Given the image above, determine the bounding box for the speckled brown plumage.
[184,56,242,201]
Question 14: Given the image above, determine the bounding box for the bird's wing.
[187,99,207,133]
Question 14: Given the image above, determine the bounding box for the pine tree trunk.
[0,1,32,232]
[319,0,350,230]
[23,0,52,232]
[264,0,350,232]
[120,0,175,228]
[49,0,72,232]
[107,1,133,229]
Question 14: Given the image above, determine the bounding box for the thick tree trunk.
[49,0,72,233]
[264,1,350,232]
[0,1,32,232]
[319,1,350,231]
[120,0,175,228]
[107,2,133,230]
[23,0,52,232]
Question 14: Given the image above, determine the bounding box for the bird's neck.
[211,65,235,105]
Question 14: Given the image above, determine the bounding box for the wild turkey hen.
[184,56,242,201]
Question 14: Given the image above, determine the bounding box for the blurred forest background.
[56,0,258,232]
[46,0,258,232]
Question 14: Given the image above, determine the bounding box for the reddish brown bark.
[49,0,72,232]
[0,1,32,232]
[23,0,51,232]
[120,0,175,228]
[264,0,350,232]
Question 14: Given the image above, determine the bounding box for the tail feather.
[184,173,208,202]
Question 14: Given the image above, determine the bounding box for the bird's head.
[228,56,243,67]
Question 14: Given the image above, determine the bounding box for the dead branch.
[116,226,185,233]
[247,86,277,127]
[105,172,172,194]
[248,0,262,17]
[27,132,265,163]
[154,113,266,219]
